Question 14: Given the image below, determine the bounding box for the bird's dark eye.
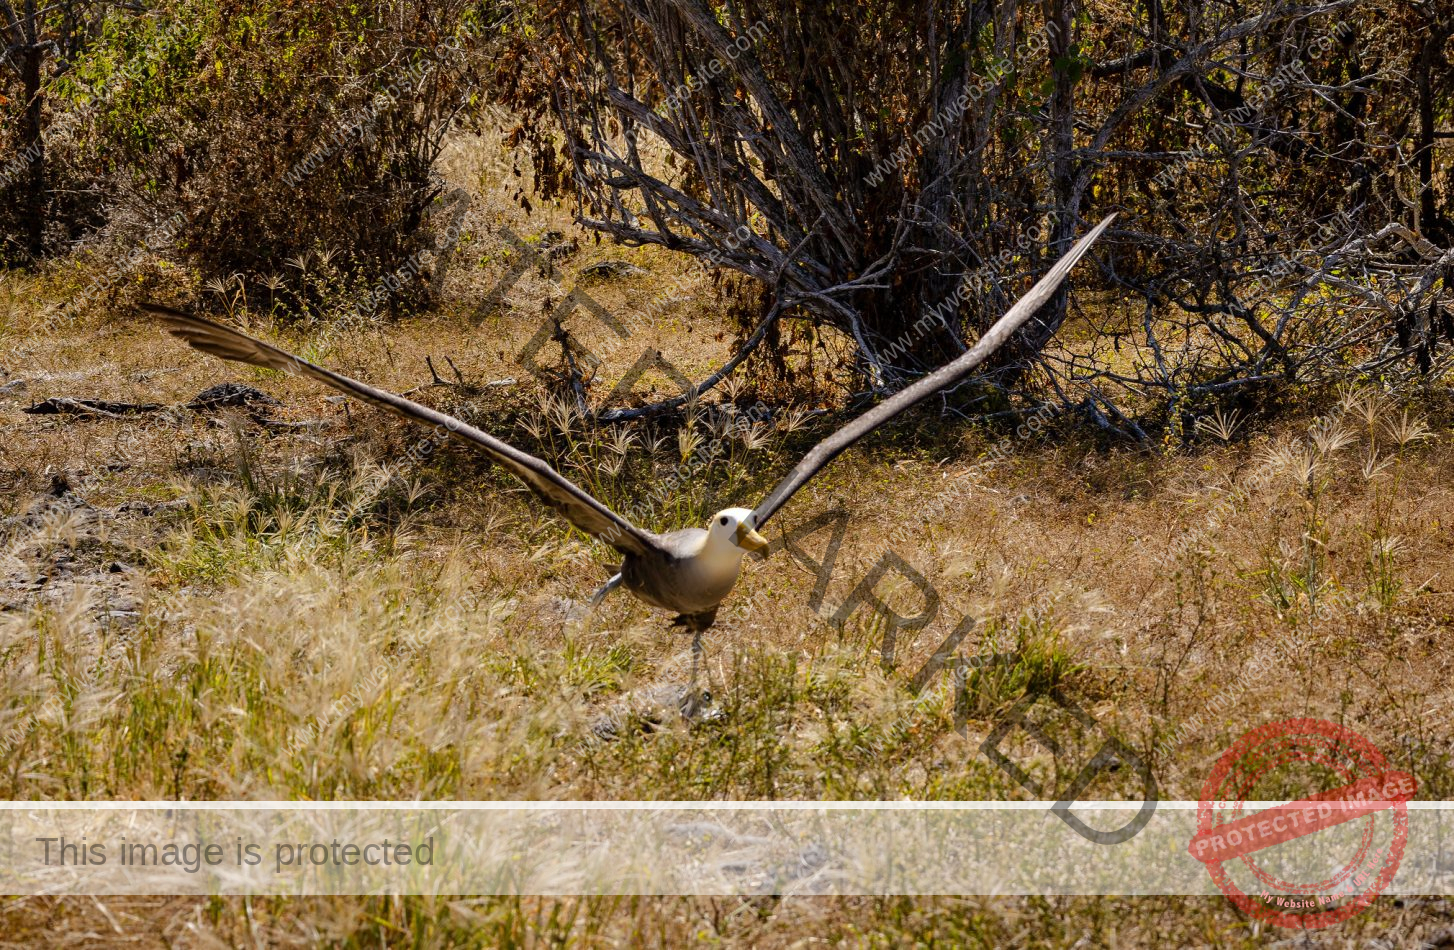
[720,516,730,526]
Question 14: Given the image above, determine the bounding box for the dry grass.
[4,192,1454,944]
[1,894,1453,948]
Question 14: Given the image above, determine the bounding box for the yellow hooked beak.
[733,523,770,553]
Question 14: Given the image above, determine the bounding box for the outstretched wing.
[752,214,1115,528]
[144,304,659,558]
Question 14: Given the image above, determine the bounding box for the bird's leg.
[690,628,703,686]
[668,611,718,719]
[683,628,711,720]
[589,572,623,609]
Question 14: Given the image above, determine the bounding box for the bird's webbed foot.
[668,608,718,633]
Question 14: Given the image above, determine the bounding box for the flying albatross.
[144,214,1112,632]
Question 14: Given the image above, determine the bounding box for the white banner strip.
[1,803,1450,896]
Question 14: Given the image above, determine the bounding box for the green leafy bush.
[60,0,505,313]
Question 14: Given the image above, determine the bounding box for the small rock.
[548,596,590,623]
[538,231,577,260]
[116,498,188,517]
[588,685,723,741]
[186,383,282,411]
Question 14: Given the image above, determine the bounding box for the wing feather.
[143,304,658,558]
[752,214,1116,527]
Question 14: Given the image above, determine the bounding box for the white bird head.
[707,507,769,554]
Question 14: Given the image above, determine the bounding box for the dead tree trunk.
[1414,18,1452,243]
[11,0,46,261]
[1018,0,1079,362]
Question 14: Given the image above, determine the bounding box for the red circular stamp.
[1188,718,1416,929]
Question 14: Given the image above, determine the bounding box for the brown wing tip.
[141,301,207,337]
[140,302,279,368]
